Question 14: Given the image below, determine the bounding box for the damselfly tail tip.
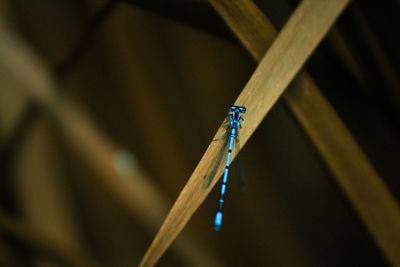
[214,211,223,231]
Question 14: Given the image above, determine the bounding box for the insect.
[204,105,247,230]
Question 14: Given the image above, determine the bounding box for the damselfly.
[204,105,246,230]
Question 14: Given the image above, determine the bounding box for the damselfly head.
[228,105,247,113]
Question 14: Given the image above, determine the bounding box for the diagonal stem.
[139,0,351,265]
[209,0,400,265]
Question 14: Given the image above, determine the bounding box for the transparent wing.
[202,127,230,188]
[213,117,230,141]
[235,132,245,194]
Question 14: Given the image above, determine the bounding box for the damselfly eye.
[228,105,247,112]
[238,107,246,113]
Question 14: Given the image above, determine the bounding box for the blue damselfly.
[204,105,246,230]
